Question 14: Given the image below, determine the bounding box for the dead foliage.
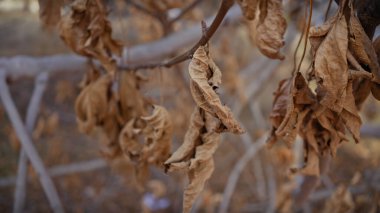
[238,0,287,59]
[165,45,243,213]
[59,0,123,77]
[267,1,380,176]
[74,62,173,188]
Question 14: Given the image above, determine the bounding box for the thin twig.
[252,156,267,200]
[0,6,242,79]
[119,0,235,70]
[169,0,204,24]
[13,72,49,213]
[293,155,331,209]
[218,134,267,213]
[0,159,107,187]
[324,0,333,21]
[265,163,276,213]
[295,0,313,74]
[126,0,172,35]
[126,0,156,17]
[0,70,63,213]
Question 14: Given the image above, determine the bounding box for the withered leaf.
[119,119,142,161]
[118,72,147,123]
[300,145,320,176]
[314,15,348,113]
[309,14,338,57]
[141,105,173,165]
[165,108,220,213]
[59,0,122,76]
[275,73,315,146]
[267,78,291,147]
[348,11,380,82]
[353,79,371,108]
[340,80,361,143]
[189,46,244,134]
[268,73,315,147]
[165,107,204,171]
[253,0,287,60]
[75,74,112,133]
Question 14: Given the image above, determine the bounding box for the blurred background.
[1,0,380,212]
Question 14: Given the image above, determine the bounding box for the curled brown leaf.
[253,0,287,60]
[189,46,244,134]
[75,74,112,133]
[165,108,220,213]
[59,0,122,76]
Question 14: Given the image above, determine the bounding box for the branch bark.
[0,5,241,79]
[218,134,267,213]
[293,155,331,209]
[0,70,63,213]
[13,72,49,213]
[119,0,235,70]
[0,159,107,187]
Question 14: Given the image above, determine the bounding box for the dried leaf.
[275,73,315,145]
[340,80,362,142]
[348,11,380,82]
[75,74,112,133]
[59,0,122,76]
[166,108,220,213]
[268,73,315,147]
[267,78,291,147]
[165,108,204,170]
[119,119,142,161]
[118,72,147,123]
[353,79,371,108]
[314,15,348,113]
[141,105,173,165]
[189,46,244,134]
[309,14,338,57]
[253,0,287,60]
[300,145,320,176]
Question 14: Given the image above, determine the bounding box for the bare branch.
[169,0,204,24]
[13,72,49,213]
[266,163,276,213]
[0,159,107,187]
[218,134,267,213]
[119,0,236,70]
[293,155,331,209]
[0,5,241,79]
[0,70,63,213]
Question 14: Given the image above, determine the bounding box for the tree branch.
[169,0,204,24]
[119,0,235,70]
[0,5,241,79]
[0,70,63,213]
[0,159,107,187]
[13,72,49,213]
[293,155,331,209]
[218,134,267,213]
